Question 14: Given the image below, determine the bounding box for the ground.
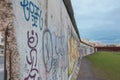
[77,57,104,80]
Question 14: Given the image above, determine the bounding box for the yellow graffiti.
[68,36,79,76]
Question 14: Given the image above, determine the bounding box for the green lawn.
[87,52,120,80]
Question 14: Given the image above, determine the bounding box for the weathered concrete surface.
[0,0,20,80]
[77,57,104,80]
[80,42,94,57]
[0,0,94,80]
[2,0,81,80]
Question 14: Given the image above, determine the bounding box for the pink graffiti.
[25,30,41,80]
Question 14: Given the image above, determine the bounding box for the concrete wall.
[80,42,94,57]
[2,0,81,80]
[0,0,20,80]
[0,0,94,80]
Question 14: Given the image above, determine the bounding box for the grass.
[87,52,120,80]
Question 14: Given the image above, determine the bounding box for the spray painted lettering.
[25,30,41,80]
[42,29,53,73]
[42,29,67,80]
[52,32,65,56]
[20,0,43,30]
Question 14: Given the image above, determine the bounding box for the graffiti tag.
[25,30,41,80]
[20,0,43,30]
[53,32,65,56]
[42,29,53,73]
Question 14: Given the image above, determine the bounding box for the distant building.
[81,38,106,47]
[95,46,120,52]
[81,38,90,44]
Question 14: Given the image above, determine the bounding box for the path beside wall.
[77,57,104,80]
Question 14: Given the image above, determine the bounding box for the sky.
[71,0,120,44]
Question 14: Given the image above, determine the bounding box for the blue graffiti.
[20,0,43,30]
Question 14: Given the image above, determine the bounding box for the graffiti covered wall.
[3,0,81,80]
[80,42,94,57]
[0,0,95,80]
[68,28,80,80]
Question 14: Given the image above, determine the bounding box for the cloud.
[71,0,120,44]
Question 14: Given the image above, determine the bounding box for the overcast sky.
[71,0,120,44]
